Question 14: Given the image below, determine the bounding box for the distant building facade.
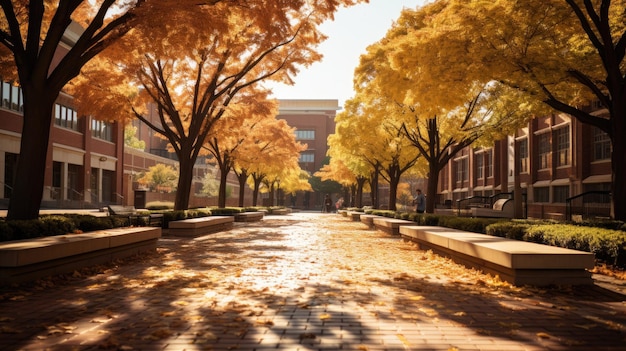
[436,107,612,220]
[0,24,125,210]
[276,99,340,210]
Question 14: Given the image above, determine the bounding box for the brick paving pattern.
[0,212,625,350]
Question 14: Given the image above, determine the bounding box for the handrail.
[565,190,611,221]
[456,192,514,216]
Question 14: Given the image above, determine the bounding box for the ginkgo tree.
[0,0,227,220]
[397,0,626,220]
[329,94,421,210]
[72,0,363,211]
[353,3,536,213]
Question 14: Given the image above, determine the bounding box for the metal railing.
[565,191,611,221]
[456,192,514,216]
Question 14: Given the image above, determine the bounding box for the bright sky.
[266,0,428,108]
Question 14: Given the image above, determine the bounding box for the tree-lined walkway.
[1,213,625,350]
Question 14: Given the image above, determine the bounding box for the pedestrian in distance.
[413,189,426,213]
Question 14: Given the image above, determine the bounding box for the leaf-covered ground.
[0,213,625,350]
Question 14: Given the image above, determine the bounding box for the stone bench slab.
[359,214,378,228]
[168,216,234,237]
[400,225,594,286]
[373,218,415,235]
[234,212,264,222]
[0,227,161,285]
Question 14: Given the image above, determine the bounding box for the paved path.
[1,212,625,350]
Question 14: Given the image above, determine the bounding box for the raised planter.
[0,227,161,285]
[400,225,595,286]
[167,216,234,237]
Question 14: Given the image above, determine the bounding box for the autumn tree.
[72,0,363,211]
[353,4,534,213]
[0,0,235,220]
[330,94,421,210]
[203,91,276,207]
[137,163,178,193]
[239,121,309,207]
[402,0,626,220]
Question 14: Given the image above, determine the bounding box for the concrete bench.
[399,225,595,286]
[359,214,378,228]
[234,211,264,222]
[167,216,234,237]
[471,198,514,218]
[107,205,163,227]
[348,211,363,221]
[0,227,161,285]
[373,217,415,235]
[270,208,291,215]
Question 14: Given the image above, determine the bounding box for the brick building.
[437,108,612,220]
[276,99,340,210]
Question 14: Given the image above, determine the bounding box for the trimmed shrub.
[210,207,245,215]
[486,221,530,240]
[146,201,174,210]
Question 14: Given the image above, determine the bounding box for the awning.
[551,178,570,186]
[582,174,612,184]
[453,188,469,193]
[533,180,551,187]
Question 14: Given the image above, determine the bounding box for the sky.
[265,0,428,108]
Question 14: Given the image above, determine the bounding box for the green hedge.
[0,214,118,242]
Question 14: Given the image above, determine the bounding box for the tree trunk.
[217,167,229,208]
[236,171,248,207]
[370,170,379,208]
[356,176,366,208]
[425,161,439,214]
[174,154,195,211]
[7,93,56,220]
[612,117,626,221]
[252,176,262,206]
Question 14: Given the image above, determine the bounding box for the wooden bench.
[167,216,234,237]
[373,217,415,235]
[399,225,595,286]
[234,211,264,222]
[0,227,161,285]
[107,205,163,227]
[471,198,514,218]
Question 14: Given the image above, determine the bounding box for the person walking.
[323,194,332,213]
[414,189,426,213]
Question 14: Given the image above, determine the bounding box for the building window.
[486,149,493,177]
[91,119,113,141]
[555,126,570,167]
[593,127,611,161]
[534,187,549,203]
[299,152,314,163]
[1,81,23,113]
[55,104,79,131]
[456,157,468,183]
[475,153,484,180]
[519,139,529,173]
[537,133,550,170]
[553,185,570,203]
[295,130,315,140]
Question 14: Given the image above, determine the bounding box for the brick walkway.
[1,212,625,350]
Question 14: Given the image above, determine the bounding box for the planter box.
[0,227,161,285]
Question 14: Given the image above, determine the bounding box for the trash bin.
[134,190,147,209]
